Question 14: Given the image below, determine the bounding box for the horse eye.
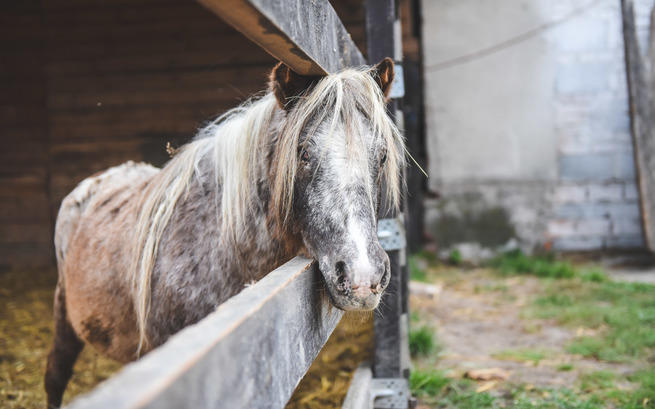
[380,152,387,165]
[301,150,310,162]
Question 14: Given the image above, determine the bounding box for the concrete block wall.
[422,0,648,253]
[549,0,646,250]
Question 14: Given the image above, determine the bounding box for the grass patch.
[409,255,429,282]
[448,249,462,266]
[490,250,577,278]
[579,370,616,393]
[529,279,655,363]
[492,348,551,365]
[580,269,609,283]
[409,370,607,409]
[409,369,450,397]
[474,282,509,294]
[409,370,498,408]
[512,388,604,409]
[557,363,574,371]
[409,326,436,357]
[621,370,655,409]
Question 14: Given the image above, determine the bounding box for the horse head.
[269,59,403,311]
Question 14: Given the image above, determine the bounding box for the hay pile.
[286,313,374,409]
[0,269,121,408]
[0,269,373,408]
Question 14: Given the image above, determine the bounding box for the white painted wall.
[423,0,558,183]
[421,0,648,252]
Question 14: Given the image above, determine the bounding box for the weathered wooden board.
[0,0,53,269]
[365,0,409,381]
[196,0,366,75]
[66,257,343,409]
[621,0,655,251]
[341,364,373,409]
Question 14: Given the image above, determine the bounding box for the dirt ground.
[410,265,647,406]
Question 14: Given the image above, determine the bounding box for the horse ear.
[371,57,395,99]
[269,62,320,111]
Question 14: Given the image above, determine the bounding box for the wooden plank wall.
[42,0,277,220]
[0,1,52,269]
[1,0,419,270]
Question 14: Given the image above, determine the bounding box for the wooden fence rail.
[67,257,342,409]
[197,0,366,75]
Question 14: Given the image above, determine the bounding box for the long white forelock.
[131,66,405,354]
[272,67,405,225]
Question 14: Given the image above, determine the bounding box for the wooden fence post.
[621,0,655,252]
[366,1,412,407]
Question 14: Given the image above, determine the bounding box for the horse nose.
[332,246,388,295]
[352,282,383,298]
[352,284,373,298]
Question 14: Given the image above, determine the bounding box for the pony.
[44,58,404,408]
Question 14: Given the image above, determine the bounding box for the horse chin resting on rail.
[44,58,404,408]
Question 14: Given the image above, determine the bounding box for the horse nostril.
[335,261,346,276]
[335,261,349,293]
[370,283,381,294]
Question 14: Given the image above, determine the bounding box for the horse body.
[56,133,296,363]
[54,162,154,360]
[45,60,401,408]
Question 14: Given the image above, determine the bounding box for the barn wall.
[421,0,649,254]
[0,0,368,270]
[0,1,52,269]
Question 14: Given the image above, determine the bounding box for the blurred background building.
[422,0,654,255]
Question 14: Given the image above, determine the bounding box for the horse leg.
[44,283,84,408]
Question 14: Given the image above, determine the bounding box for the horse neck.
[186,111,300,279]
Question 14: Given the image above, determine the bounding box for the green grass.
[448,249,462,266]
[580,269,609,283]
[490,250,577,278]
[475,282,509,294]
[579,371,616,393]
[557,363,574,371]
[409,326,436,357]
[409,369,610,409]
[492,348,551,365]
[512,388,604,409]
[490,250,655,363]
[529,279,655,362]
[409,369,451,397]
[621,370,655,409]
[569,370,655,409]
[409,255,429,282]
[409,370,498,408]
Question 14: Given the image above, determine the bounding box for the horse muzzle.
[317,248,390,311]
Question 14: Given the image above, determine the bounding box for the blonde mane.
[131,66,405,353]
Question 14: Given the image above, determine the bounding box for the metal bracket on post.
[377,217,406,251]
[371,378,409,409]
